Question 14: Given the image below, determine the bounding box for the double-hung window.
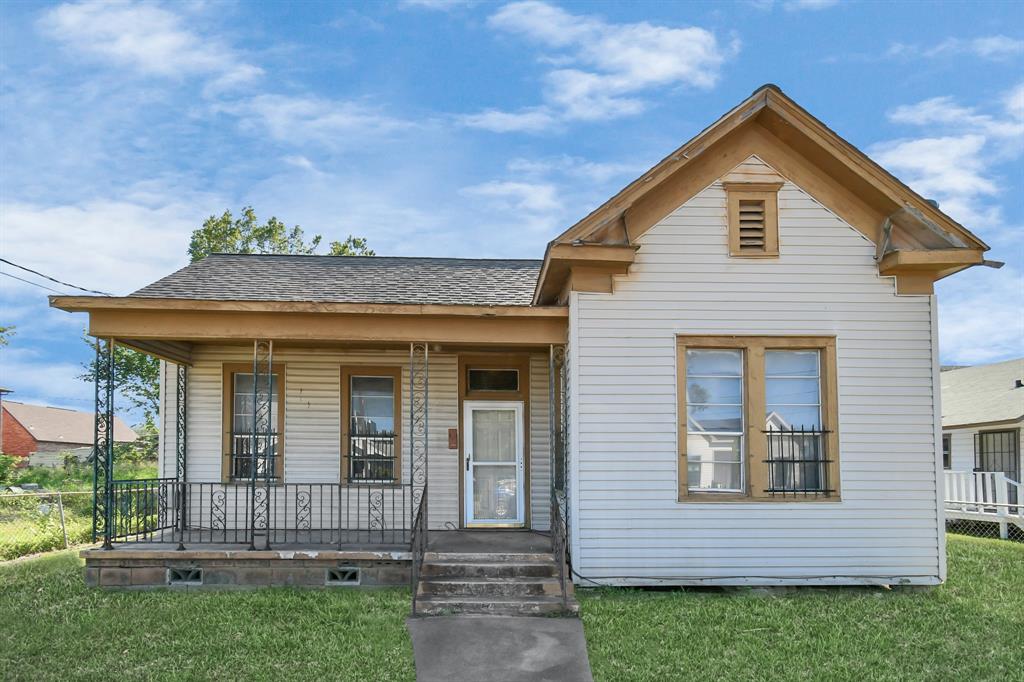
[685,349,745,492]
[764,350,830,496]
[342,368,401,484]
[678,336,840,501]
[223,366,284,482]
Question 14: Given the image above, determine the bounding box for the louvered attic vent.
[725,182,781,258]
[737,199,766,251]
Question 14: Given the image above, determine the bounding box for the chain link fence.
[0,491,94,560]
[946,518,1024,543]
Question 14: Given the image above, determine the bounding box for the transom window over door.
[677,336,840,501]
[342,367,401,484]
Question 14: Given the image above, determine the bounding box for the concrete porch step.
[414,595,580,617]
[421,560,559,579]
[424,551,556,563]
[418,576,563,598]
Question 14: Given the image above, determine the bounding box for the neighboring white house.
[53,85,993,596]
[940,359,1023,540]
[941,358,1023,479]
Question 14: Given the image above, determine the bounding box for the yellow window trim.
[340,366,403,487]
[221,363,286,483]
[724,182,783,258]
[676,335,841,503]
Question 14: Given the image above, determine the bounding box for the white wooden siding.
[530,354,552,531]
[158,347,549,531]
[568,158,944,585]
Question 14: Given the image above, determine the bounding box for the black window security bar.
[349,432,397,483]
[230,432,280,481]
[763,427,834,497]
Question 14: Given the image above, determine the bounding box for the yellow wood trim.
[726,186,780,258]
[85,309,567,346]
[722,181,785,193]
[534,245,636,304]
[51,296,568,317]
[893,273,936,296]
[340,366,402,486]
[676,335,841,503]
[879,248,985,273]
[221,362,286,483]
[457,353,532,528]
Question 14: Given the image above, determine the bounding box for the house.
[940,359,1023,539]
[1,400,137,465]
[50,85,991,607]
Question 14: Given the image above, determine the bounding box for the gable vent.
[737,199,766,251]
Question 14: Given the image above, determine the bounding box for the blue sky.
[1,0,1021,424]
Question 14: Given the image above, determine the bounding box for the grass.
[10,461,159,491]
[0,552,414,681]
[578,535,1024,681]
[1,535,1020,681]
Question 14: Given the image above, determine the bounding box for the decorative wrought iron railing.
[107,479,413,547]
[550,490,569,609]
[228,433,280,481]
[410,484,428,616]
[110,478,178,540]
[763,427,834,497]
[348,433,398,483]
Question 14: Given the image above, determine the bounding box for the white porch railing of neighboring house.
[944,471,1024,540]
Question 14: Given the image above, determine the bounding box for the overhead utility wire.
[0,270,67,295]
[0,257,114,296]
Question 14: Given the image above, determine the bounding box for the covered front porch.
[56,293,571,601]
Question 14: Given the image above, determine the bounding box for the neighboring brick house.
[1,401,137,458]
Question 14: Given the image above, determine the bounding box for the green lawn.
[580,535,1024,681]
[1,535,1020,681]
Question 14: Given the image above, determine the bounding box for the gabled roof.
[533,83,989,303]
[131,254,542,307]
[941,358,1024,428]
[3,401,137,444]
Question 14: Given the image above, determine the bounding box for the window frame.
[683,348,746,494]
[221,363,286,483]
[942,433,952,470]
[724,182,782,258]
[341,366,402,486]
[676,335,840,502]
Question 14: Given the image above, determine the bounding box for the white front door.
[464,401,525,527]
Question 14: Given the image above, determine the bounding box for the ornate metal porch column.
[92,338,115,549]
[249,340,274,551]
[548,345,567,496]
[409,343,429,535]
[175,363,188,550]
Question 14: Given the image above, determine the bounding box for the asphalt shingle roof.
[3,401,137,444]
[941,358,1024,428]
[130,254,542,306]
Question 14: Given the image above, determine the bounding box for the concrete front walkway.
[407,616,593,682]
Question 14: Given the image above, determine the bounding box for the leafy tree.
[329,235,375,256]
[0,325,14,346]
[78,337,161,423]
[81,208,375,464]
[188,206,323,263]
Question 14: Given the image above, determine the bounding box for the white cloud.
[38,0,262,91]
[784,0,838,10]
[873,84,1024,227]
[399,0,477,10]
[458,107,559,133]
[463,1,736,131]
[460,181,562,215]
[219,94,415,147]
[887,35,1024,61]
[0,195,203,297]
[873,84,1024,365]
[937,266,1024,364]
[506,155,644,184]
